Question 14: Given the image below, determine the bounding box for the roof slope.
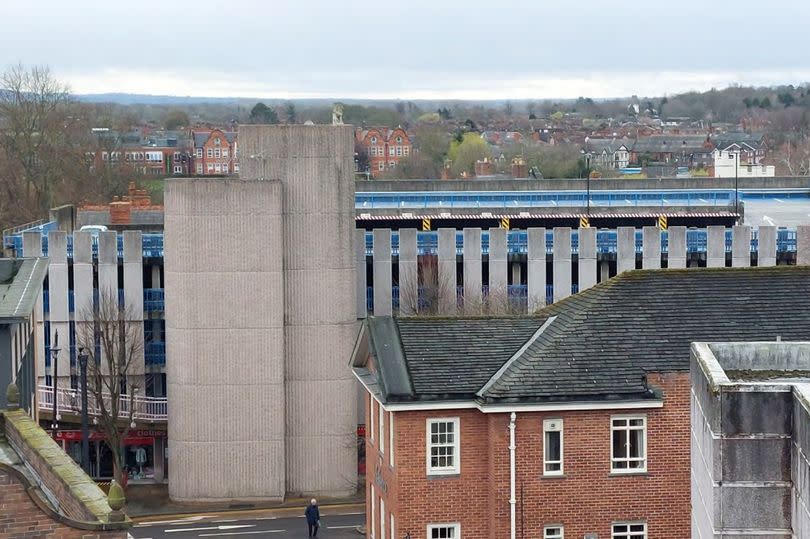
[0,258,48,321]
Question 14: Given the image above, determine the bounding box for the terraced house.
[352,266,810,539]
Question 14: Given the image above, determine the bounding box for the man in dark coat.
[305,498,320,537]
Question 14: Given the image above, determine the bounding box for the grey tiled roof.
[362,266,810,405]
[0,258,48,321]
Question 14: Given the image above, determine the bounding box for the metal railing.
[37,384,167,422]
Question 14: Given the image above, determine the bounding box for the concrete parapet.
[668,226,686,268]
[527,228,546,313]
[438,228,457,315]
[552,227,571,302]
[488,228,508,308]
[462,228,483,314]
[731,225,751,267]
[758,225,777,267]
[398,229,418,316]
[642,226,661,269]
[799,226,810,266]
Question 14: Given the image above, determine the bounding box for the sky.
[3,0,810,100]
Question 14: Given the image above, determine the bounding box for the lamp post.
[585,153,592,216]
[50,331,60,435]
[734,147,739,221]
[78,347,91,475]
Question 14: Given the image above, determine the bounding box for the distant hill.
[74,93,244,105]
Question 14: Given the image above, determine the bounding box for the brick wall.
[0,467,125,539]
[365,372,690,538]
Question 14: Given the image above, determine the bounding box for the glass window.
[207,148,213,158]
[196,148,203,158]
[214,148,221,158]
[611,416,646,472]
[223,149,229,157]
[612,522,646,539]
[544,526,564,539]
[543,419,563,475]
[428,524,460,538]
[427,418,460,474]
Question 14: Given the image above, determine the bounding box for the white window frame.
[234,162,240,172]
[196,148,203,158]
[611,415,647,473]
[207,148,213,158]
[396,146,402,156]
[380,498,386,539]
[378,162,385,171]
[404,146,410,155]
[214,163,222,173]
[389,411,394,467]
[379,401,385,455]
[214,148,221,158]
[612,521,647,538]
[196,163,203,174]
[544,525,564,539]
[222,148,229,157]
[370,395,375,444]
[543,418,564,476]
[389,146,395,156]
[173,165,183,174]
[370,485,376,539]
[207,162,214,172]
[426,417,460,475]
[427,523,461,539]
[390,514,395,539]
[222,163,229,174]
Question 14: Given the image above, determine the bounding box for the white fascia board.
[381,399,663,413]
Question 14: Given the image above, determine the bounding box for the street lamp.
[50,331,60,435]
[78,347,91,475]
[734,147,740,221]
[585,153,592,216]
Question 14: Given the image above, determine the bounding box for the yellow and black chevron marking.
[658,215,668,230]
[500,217,510,230]
[422,218,431,231]
[579,216,590,228]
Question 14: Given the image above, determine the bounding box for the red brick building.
[192,129,238,175]
[352,267,810,539]
[356,127,411,177]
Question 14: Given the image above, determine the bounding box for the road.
[129,509,364,539]
[743,199,810,227]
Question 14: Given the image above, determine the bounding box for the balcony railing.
[37,384,167,422]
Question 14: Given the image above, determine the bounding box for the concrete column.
[668,226,687,269]
[123,231,145,382]
[731,225,751,267]
[578,227,597,291]
[527,228,546,313]
[488,228,507,310]
[438,228,457,315]
[642,226,661,269]
[617,227,636,274]
[798,225,810,266]
[151,264,162,289]
[372,229,392,316]
[462,228,483,314]
[22,232,45,385]
[72,232,93,369]
[355,229,367,318]
[511,262,521,286]
[757,225,777,267]
[398,229,418,316]
[98,231,118,368]
[47,231,69,385]
[553,227,571,303]
[707,226,726,268]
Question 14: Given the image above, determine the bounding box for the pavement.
[742,199,810,227]
[128,508,365,539]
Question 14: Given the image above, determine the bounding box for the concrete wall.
[165,179,286,502]
[239,125,357,497]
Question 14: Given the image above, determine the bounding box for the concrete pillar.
[165,178,286,502]
[372,229,392,316]
[22,232,45,385]
[488,228,508,310]
[578,227,597,291]
[798,225,810,266]
[398,229,418,316]
[617,227,636,274]
[123,231,145,382]
[438,228,457,315]
[757,225,777,267]
[355,229,367,318]
[511,262,521,285]
[527,228,546,313]
[599,260,610,283]
[731,225,751,267]
[72,232,93,372]
[47,231,69,385]
[462,228,483,314]
[707,226,726,268]
[668,226,687,269]
[553,227,571,303]
[151,264,162,289]
[642,226,661,269]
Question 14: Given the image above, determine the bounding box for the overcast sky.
[3,0,810,100]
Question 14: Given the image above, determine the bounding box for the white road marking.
[326,524,361,529]
[699,198,707,203]
[763,215,776,226]
[136,516,208,527]
[775,198,785,203]
[165,524,255,533]
[199,530,284,537]
[212,519,239,523]
[253,516,279,521]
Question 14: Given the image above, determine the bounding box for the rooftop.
[0,258,48,321]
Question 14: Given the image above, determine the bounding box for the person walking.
[305,498,320,537]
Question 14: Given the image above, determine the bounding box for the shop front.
[54,429,167,483]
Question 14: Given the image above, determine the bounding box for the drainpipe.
[509,412,517,539]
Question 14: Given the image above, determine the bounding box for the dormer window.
[371,136,377,144]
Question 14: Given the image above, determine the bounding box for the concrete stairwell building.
[165,125,357,502]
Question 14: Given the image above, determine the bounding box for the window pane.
[545,431,561,462]
[613,418,627,428]
[613,429,627,459]
[629,428,644,458]
[629,418,644,427]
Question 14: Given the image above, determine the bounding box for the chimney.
[511,157,528,179]
[474,158,494,177]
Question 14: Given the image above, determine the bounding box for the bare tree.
[76,288,143,485]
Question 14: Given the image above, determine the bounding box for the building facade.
[354,267,810,539]
[356,127,411,177]
[191,129,239,176]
